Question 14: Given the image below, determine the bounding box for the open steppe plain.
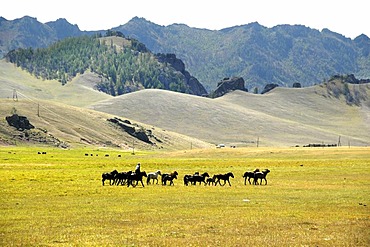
[1,146,369,246]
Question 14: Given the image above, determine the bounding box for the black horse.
[127,171,147,187]
[184,172,210,186]
[243,168,260,185]
[214,172,234,186]
[115,171,132,185]
[253,169,270,185]
[205,175,216,186]
[102,169,118,186]
[162,171,178,186]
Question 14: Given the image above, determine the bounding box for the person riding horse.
[135,163,141,175]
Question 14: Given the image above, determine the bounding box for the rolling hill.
[87,85,370,147]
[1,59,369,148]
[0,60,211,150]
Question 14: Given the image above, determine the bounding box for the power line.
[13,90,122,146]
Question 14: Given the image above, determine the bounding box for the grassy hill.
[0,60,211,149]
[88,84,370,147]
[1,59,369,148]
[0,98,211,150]
[0,60,112,107]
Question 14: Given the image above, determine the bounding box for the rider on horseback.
[135,163,141,175]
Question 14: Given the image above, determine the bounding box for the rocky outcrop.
[6,114,34,130]
[292,82,301,88]
[211,77,247,98]
[155,53,208,96]
[261,83,279,94]
[329,74,370,84]
[107,118,152,144]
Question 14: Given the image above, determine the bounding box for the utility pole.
[256,137,259,148]
[132,140,135,155]
[338,136,341,147]
[12,89,18,101]
[37,103,40,117]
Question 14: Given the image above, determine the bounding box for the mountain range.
[1,16,369,92]
[1,16,369,149]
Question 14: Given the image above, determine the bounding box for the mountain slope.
[0,59,112,107]
[1,58,369,147]
[4,35,207,96]
[87,83,370,147]
[116,17,370,91]
[0,98,211,150]
[2,16,369,93]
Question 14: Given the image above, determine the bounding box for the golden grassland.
[0,146,369,246]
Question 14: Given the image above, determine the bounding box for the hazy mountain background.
[1,16,369,93]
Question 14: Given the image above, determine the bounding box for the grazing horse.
[214,172,234,186]
[146,170,161,185]
[185,172,210,186]
[115,171,132,185]
[243,168,260,185]
[102,169,118,186]
[253,169,270,185]
[127,171,147,187]
[162,171,178,186]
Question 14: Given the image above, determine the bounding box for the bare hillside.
[2,59,369,148]
[88,85,370,147]
[0,60,111,107]
[0,99,211,150]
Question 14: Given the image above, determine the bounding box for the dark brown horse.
[127,171,147,187]
[253,169,270,185]
[115,171,132,185]
[184,172,210,186]
[214,172,234,186]
[205,175,216,186]
[243,168,260,185]
[102,169,118,186]
[162,171,178,186]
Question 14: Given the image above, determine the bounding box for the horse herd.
[101,168,270,187]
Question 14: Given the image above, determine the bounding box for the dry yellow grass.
[0,146,369,246]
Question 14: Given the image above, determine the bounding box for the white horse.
[146,170,161,185]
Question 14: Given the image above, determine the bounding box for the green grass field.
[1,146,369,246]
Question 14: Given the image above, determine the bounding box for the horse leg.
[227,179,232,186]
[102,178,105,186]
